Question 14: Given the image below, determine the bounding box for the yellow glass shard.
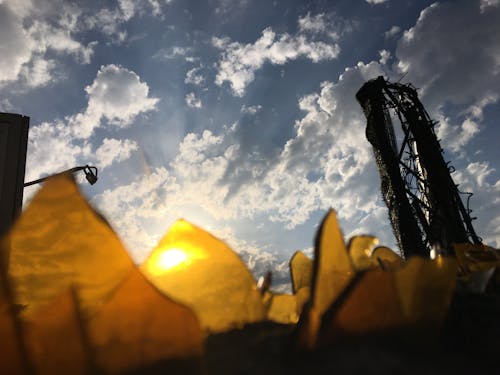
[453,243,500,274]
[395,256,457,325]
[4,175,133,316]
[0,285,24,375]
[88,267,204,374]
[371,246,403,269]
[321,269,404,342]
[141,220,265,332]
[154,248,188,272]
[295,286,311,316]
[295,305,321,351]
[289,251,313,293]
[348,235,379,270]
[24,289,88,375]
[297,210,354,350]
[311,210,354,316]
[266,293,299,324]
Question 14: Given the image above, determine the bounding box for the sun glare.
[154,248,188,272]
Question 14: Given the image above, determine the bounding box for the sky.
[1,0,499,291]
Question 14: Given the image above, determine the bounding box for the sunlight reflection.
[145,239,208,277]
[157,249,188,270]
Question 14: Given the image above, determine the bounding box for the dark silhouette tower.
[0,113,29,276]
[356,77,481,258]
[0,113,29,237]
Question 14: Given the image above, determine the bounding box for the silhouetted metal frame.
[23,165,98,187]
[356,77,481,258]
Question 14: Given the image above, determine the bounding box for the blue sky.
[1,0,499,291]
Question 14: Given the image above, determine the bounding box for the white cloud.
[95,138,139,169]
[155,46,195,61]
[378,49,391,65]
[213,0,249,17]
[0,3,33,83]
[0,98,13,111]
[25,121,90,183]
[25,65,157,184]
[70,64,159,138]
[480,0,500,12]
[94,60,398,266]
[395,1,500,113]
[28,20,96,64]
[185,92,202,108]
[453,161,500,247]
[85,0,173,42]
[184,66,205,85]
[466,93,499,121]
[20,57,56,88]
[240,104,262,114]
[366,0,388,4]
[384,25,401,39]
[213,26,340,96]
[0,1,97,87]
[298,12,353,41]
[435,115,480,154]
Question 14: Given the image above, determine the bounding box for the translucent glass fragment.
[0,284,24,375]
[88,267,204,374]
[311,210,354,316]
[264,286,310,324]
[141,220,265,332]
[266,293,299,324]
[24,290,88,375]
[321,269,404,341]
[297,210,354,349]
[395,256,457,325]
[453,243,500,274]
[371,246,403,269]
[5,175,133,317]
[289,251,313,293]
[348,235,379,270]
[295,286,311,315]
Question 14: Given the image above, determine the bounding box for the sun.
[150,248,188,274]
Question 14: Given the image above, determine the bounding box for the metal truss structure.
[356,76,481,258]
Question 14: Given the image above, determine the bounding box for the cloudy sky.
[1,0,499,291]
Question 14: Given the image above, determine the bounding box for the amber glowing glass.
[142,220,265,332]
[0,284,24,374]
[348,235,379,270]
[24,289,88,375]
[4,175,133,316]
[89,267,204,374]
[311,210,354,316]
[289,251,313,293]
[394,256,457,325]
[297,210,355,349]
[371,246,403,268]
[321,269,404,341]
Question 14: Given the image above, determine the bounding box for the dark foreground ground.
[125,292,500,375]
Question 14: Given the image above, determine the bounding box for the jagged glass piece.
[89,267,204,373]
[395,256,457,325]
[371,246,403,268]
[321,256,457,343]
[321,268,404,341]
[348,235,379,269]
[24,290,88,375]
[289,251,313,293]
[311,210,354,316]
[141,220,265,332]
[0,283,24,374]
[297,210,354,349]
[266,293,299,324]
[4,175,133,316]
